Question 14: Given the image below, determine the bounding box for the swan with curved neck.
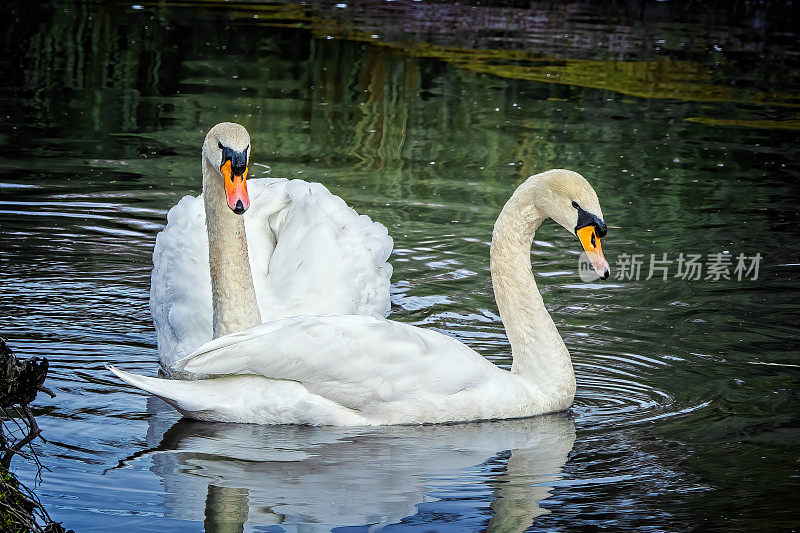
[490,171,608,391]
[111,129,610,425]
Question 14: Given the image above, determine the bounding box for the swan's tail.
[108,365,264,421]
[107,365,211,414]
[107,365,368,425]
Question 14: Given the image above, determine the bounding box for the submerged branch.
[0,337,73,533]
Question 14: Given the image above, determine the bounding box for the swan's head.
[530,169,610,279]
[203,122,251,214]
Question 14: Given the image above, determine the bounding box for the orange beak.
[577,225,610,279]
[220,160,249,214]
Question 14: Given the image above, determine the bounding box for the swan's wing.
[150,178,393,372]
[149,192,214,370]
[176,315,497,415]
[251,179,393,322]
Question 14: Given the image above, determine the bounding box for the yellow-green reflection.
[685,116,800,130]
[190,0,800,109]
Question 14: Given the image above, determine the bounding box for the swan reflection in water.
[125,397,576,532]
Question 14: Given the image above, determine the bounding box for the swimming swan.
[111,167,610,425]
[148,122,393,374]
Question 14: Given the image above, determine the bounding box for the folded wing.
[175,315,497,415]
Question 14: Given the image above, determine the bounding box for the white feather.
[150,178,393,373]
[112,314,544,426]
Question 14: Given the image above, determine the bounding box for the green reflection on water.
[199,0,800,110]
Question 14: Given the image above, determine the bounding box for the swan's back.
[150,178,393,373]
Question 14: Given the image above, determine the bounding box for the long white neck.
[490,179,575,401]
[202,157,262,338]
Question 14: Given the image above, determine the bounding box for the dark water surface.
[1,1,799,531]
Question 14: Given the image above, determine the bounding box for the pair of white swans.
[110,122,610,426]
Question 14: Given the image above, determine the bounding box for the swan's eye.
[218,141,224,150]
[572,201,579,209]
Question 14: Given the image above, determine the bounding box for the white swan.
[111,167,610,425]
[148,122,393,374]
